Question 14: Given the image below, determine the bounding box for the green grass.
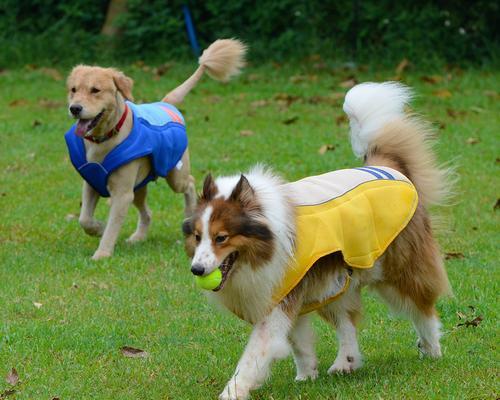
[0,62,498,399]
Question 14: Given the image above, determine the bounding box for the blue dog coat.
[64,102,187,197]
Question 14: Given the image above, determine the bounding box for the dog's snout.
[191,264,205,276]
[69,104,83,116]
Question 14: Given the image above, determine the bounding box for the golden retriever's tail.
[343,82,453,208]
[163,39,247,105]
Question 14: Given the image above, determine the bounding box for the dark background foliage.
[0,0,498,67]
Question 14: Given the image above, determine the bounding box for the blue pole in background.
[183,4,200,57]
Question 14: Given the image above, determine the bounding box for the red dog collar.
[84,104,128,143]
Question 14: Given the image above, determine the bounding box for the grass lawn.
[0,62,498,399]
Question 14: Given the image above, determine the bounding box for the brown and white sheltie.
[182,82,452,400]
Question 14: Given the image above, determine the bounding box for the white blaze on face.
[191,206,219,274]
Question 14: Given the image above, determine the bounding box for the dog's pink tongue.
[75,119,92,137]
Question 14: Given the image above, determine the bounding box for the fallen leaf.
[483,90,498,99]
[339,79,356,89]
[445,252,465,260]
[152,62,172,77]
[318,144,336,155]
[282,116,299,125]
[395,58,410,74]
[466,137,479,145]
[203,95,221,104]
[457,315,483,328]
[5,368,18,386]
[421,75,443,84]
[38,99,65,109]
[239,130,254,137]
[250,99,269,108]
[33,302,43,309]
[120,346,149,358]
[336,115,348,126]
[39,67,62,81]
[273,93,300,106]
[446,108,466,118]
[246,73,261,82]
[65,214,77,221]
[308,94,343,105]
[0,389,16,398]
[494,198,500,211]
[470,106,486,113]
[8,99,29,107]
[433,89,452,98]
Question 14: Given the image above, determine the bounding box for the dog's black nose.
[191,264,205,276]
[70,104,83,116]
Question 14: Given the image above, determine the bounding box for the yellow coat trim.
[273,179,418,308]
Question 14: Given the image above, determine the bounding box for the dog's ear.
[229,175,254,206]
[111,69,134,101]
[181,217,194,236]
[201,174,217,201]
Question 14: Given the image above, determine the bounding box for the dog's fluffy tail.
[163,39,247,105]
[344,82,453,208]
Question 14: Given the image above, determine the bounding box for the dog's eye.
[215,234,228,244]
[90,87,100,94]
[195,233,201,243]
[71,87,76,93]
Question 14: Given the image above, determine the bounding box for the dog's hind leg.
[318,287,363,374]
[79,181,105,237]
[374,284,442,358]
[289,315,318,381]
[166,149,196,217]
[127,185,152,243]
[220,307,292,400]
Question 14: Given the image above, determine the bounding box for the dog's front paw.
[417,339,442,358]
[328,354,362,375]
[219,379,250,400]
[91,249,112,260]
[81,220,105,237]
[295,367,318,382]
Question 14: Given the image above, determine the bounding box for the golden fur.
[66,39,246,260]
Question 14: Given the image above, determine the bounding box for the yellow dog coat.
[275,166,418,313]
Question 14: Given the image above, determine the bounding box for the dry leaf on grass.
[8,99,29,107]
[273,93,300,107]
[5,368,19,386]
[250,99,269,108]
[444,252,465,260]
[336,115,348,126]
[318,144,336,155]
[421,75,443,84]
[0,389,16,398]
[38,99,65,109]
[39,67,63,81]
[65,214,77,222]
[466,137,480,145]
[433,89,452,98]
[395,58,410,75]
[120,346,149,358]
[339,79,356,89]
[282,116,299,125]
[240,130,254,137]
[446,108,466,118]
[457,315,483,328]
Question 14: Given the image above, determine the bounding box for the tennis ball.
[195,268,222,290]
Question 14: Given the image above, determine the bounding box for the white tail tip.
[343,82,412,157]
